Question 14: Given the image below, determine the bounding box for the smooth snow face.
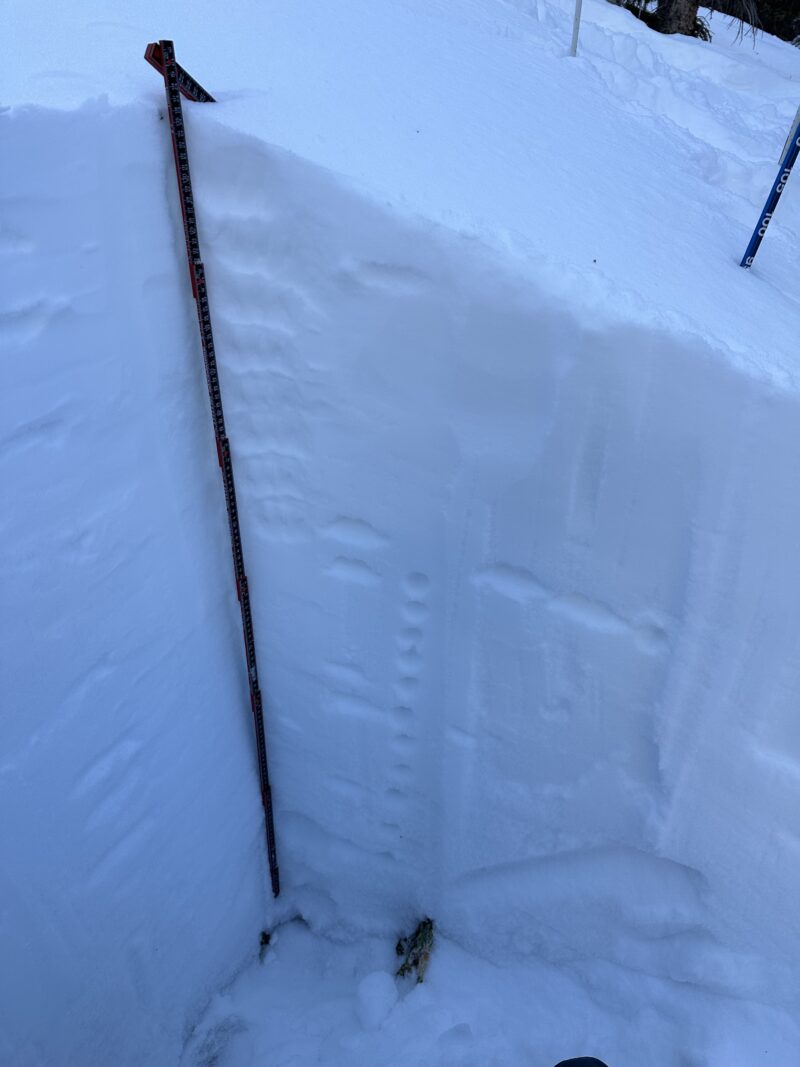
[190,120,800,1002]
[1,104,274,1066]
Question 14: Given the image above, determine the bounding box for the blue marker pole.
[741,114,800,268]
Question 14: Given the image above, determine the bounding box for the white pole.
[780,104,800,162]
[570,0,583,56]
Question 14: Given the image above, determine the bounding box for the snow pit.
[3,6,800,1064]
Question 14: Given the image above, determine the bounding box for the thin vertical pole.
[741,113,800,269]
[147,40,280,896]
[570,0,584,56]
[780,103,800,162]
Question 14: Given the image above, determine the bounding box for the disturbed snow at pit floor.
[183,921,800,1067]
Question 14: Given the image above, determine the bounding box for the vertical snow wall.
[1,105,272,1067]
[3,104,799,1063]
[192,121,800,1010]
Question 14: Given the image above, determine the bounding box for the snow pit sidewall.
[191,119,800,1006]
[1,102,275,1067]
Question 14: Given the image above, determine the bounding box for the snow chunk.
[355,971,399,1030]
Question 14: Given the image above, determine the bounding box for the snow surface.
[3,1,800,1066]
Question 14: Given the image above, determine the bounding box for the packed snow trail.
[3,1,800,1065]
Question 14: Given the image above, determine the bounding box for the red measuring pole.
[146,40,280,897]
